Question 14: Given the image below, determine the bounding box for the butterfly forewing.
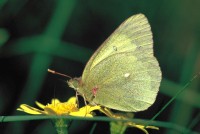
[82,14,153,81]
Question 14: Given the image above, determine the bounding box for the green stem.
[53,118,71,134]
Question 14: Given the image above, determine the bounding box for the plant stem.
[53,118,71,134]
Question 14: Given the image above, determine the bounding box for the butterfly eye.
[67,78,80,91]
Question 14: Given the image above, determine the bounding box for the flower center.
[46,102,78,115]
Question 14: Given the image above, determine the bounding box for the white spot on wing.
[124,73,130,78]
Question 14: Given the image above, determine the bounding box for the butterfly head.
[67,77,82,91]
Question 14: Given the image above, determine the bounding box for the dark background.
[0,0,200,134]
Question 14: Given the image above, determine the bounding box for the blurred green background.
[0,0,200,134]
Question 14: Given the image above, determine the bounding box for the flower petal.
[35,101,45,109]
[17,104,46,114]
[51,99,60,105]
[79,105,100,113]
[69,105,100,117]
[88,105,101,112]
[44,107,58,115]
[66,97,76,104]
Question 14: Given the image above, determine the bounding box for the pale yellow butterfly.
[68,13,162,112]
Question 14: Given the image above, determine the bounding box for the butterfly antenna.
[48,69,72,79]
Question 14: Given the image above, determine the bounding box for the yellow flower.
[17,97,100,117]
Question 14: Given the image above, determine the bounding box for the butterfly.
[67,13,162,112]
